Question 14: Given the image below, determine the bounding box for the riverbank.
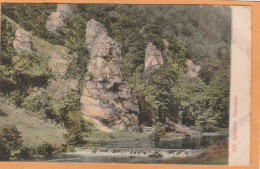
[163,140,228,165]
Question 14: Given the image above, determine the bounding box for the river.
[37,134,228,164]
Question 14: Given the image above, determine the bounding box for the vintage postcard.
[0,1,255,168]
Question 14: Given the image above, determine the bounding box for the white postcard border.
[229,6,251,166]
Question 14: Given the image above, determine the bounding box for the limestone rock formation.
[144,42,163,72]
[56,4,73,18]
[81,19,139,132]
[46,4,72,34]
[186,59,201,79]
[86,19,121,59]
[13,29,35,52]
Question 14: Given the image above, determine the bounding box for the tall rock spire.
[81,19,139,132]
[144,42,163,73]
[46,4,73,34]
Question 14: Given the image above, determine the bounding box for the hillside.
[0,97,66,148]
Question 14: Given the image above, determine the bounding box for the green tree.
[170,75,207,126]
[61,89,91,145]
[204,76,230,129]
[149,122,166,146]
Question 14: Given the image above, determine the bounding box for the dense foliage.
[1,3,231,152]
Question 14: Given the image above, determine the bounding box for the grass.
[31,34,69,59]
[163,140,228,165]
[1,15,20,29]
[0,97,67,148]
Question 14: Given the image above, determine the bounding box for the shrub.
[92,148,98,153]
[148,153,163,158]
[0,109,7,117]
[112,149,120,153]
[100,148,109,152]
[19,147,33,160]
[0,126,23,160]
[37,142,54,156]
[149,122,166,145]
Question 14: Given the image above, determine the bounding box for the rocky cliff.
[144,42,163,72]
[46,4,73,34]
[81,19,139,132]
[186,59,201,79]
[13,29,35,52]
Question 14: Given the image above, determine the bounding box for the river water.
[37,134,228,164]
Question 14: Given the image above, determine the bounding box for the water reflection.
[38,134,228,163]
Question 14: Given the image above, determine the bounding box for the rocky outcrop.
[144,42,163,72]
[13,29,35,52]
[56,4,73,18]
[86,19,121,59]
[186,59,201,79]
[81,19,139,132]
[46,4,72,34]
